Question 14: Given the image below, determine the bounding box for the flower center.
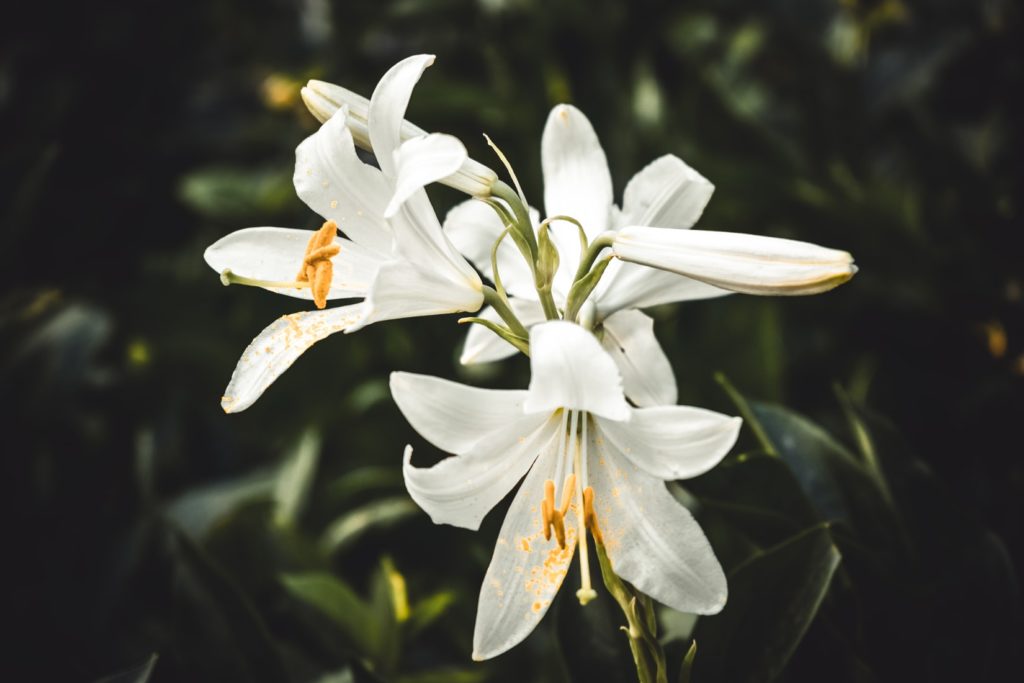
[218,220,340,309]
[539,409,599,606]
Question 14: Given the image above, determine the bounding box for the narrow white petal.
[597,407,741,480]
[473,437,577,660]
[204,227,382,301]
[613,227,857,295]
[594,261,731,317]
[402,413,555,531]
[303,79,498,196]
[389,189,484,289]
[600,310,677,407]
[444,199,536,299]
[541,104,613,240]
[293,109,395,255]
[357,258,482,329]
[368,54,435,177]
[220,304,366,414]
[460,299,546,365]
[618,154,714,229]
[390,372,530,454]
[385,134,468,218]
[588,425,727,613]
[524,321,630,421]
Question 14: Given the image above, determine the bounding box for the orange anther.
[296,220,339,309]
[583,486,603,545]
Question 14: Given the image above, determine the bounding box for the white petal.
[220,304,366,414]
[597,407,741,480]
[473,436,577,660]
[523,321,630,421]
[204,227,382,301]
[402,413,555,531]
[390,372,530,453]
[293,109,395,255]
[600,310,677,407]
[368,54,435,177]
[460,299,547,365]
[357,258,482,330]
[613,227,857,295]
[541,104,613,240]
[617,154,714,229]
[594,261,731,317]
[303,79,498,197]
[444,199,536,298]
[385,134,468,218]
[588,426,727,613]
[388,189,484,289]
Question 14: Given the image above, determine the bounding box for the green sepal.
[457,317,530,356]
[564,255,613,322]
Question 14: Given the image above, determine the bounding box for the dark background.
[2,0,1021,681]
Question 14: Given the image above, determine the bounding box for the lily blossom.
[447,104,732,407]
[446,105,855,405]
[391,321,740,659]
[205,55,482,413]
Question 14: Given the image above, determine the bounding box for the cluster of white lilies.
[205,55,856,663]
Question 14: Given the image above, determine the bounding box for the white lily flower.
[392,321,739,660]
[302,75,499,197]
[206,55,483,413]
[446,104,855,403]
[447,104,730,407]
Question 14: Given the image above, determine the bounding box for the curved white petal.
[542,104,613,240]
[600,310,677,407]
[385,134,468,218]
[204,227,382,301]
[460,299,546,365]
[293,109,395,255]
[356,258,482,330]
[617,154,714,230]
[368,54,435,177]
[302,79,498,197]
[220,304,366,414]
[444,199,536,298]
[594,261,731,317]
[596,407,741,480]
[390,372,529,454]
[587,426,727,614]
[613,227,857,295]
[523,321,630,421]
[473,435,577,660]
[402,413,555,531]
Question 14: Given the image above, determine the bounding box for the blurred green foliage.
[1,0,1021,680]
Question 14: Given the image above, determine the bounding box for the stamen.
[574,413,597,605]
[296,220,340,309]
[219,269,312,290]
[541,480,555,542]
[583,486,604,545]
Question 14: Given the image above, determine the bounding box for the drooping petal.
[473,435,577,660]
[293,109,395,255]
[368,54,435,177]
[402,413,555,531]
[594,261,731,317]
[599,310,677,407]
[302,79,498,197]
[460,299,546,365]
[541,104,613,240]
[204,227,382,301]
[596,407,741,480]
[617,154,714,230]
[523,321,630,421]
[587,427,728,614]
[356,258,482,330]
[390,372,530,454]
[444,198,536,299]
[612,227,857,295]
[220,304,366,414]
[385,133,468,218]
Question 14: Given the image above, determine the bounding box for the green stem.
[572,232,615,284]
[491,180,537,259]
[481,285,529,339]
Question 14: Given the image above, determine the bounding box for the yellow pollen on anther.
[539,474,576,550]
[296,220,340,309]
[583,486,604,545]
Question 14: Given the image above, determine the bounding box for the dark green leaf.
[693,525,841,683]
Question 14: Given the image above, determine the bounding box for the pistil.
[574,413,597,605]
